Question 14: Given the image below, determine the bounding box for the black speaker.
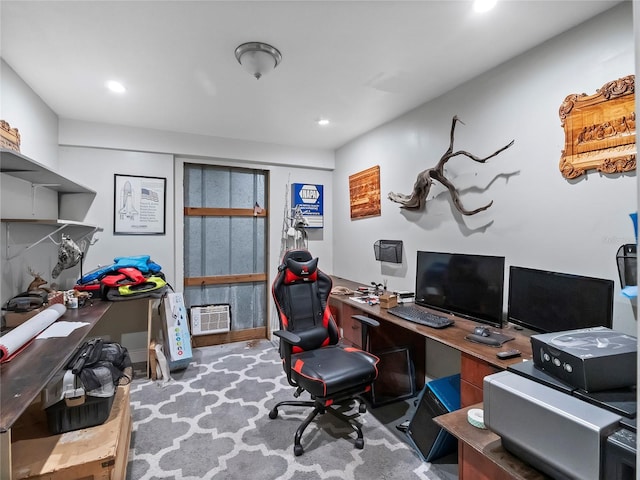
[405,374,460,462]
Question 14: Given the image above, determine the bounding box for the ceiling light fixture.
[106,80,126,93]
[317,118,330,126]
[234,42,282,80]
[473,0,497,13]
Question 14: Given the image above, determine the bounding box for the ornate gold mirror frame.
[559,75,635,179]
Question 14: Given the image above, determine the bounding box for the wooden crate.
[11,384,131,480]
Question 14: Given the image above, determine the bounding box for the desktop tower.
[405,373,461,462]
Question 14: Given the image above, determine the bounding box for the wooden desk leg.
[1,429,12,480]
[148,340,158,380]
[147,299,153,378]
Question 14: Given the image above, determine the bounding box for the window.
[183,164,268,343]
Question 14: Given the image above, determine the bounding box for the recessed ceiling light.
[317,118,330,126]
[473,0,497,13]
[106,80,126,93]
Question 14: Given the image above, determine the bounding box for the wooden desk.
[329,276,534,405]
[329,276,539,480]
[0,301,112,479]
[434,405,551,480]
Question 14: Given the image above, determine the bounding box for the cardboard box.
[531,327,637,392]
[3,306,45,328]
[160,292,193,370]
[12,384,131,480]
[47,291,65,306]
[379,293,398,309]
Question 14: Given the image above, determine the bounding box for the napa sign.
[292,183,324,228]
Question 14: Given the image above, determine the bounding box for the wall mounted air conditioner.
[189,304,231,336]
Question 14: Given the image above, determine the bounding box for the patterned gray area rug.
[126,340,454,480]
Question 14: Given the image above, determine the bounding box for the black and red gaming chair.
[269,249,380,456]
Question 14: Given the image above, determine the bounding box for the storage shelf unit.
[1,149,101,258]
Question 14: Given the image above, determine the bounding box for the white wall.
[332,3,637,335]
[57,147,176,284]
[1,60,59,167]
[55,144,333,353]
[1,2,637,341]
[57,133,335,296]
[1,60,62,304]
[59,119,334,171]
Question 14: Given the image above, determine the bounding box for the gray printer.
[483,327,637,480]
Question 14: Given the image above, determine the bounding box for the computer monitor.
[415,251,505,328]
[507,266,614,333]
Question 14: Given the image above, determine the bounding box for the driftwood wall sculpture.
[388,116,514,215]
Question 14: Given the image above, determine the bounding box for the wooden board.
[349,165,381,219]
[191,326,266,348]
[11,384,131,480]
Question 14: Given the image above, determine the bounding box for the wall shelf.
[1,148,96,195]
[2,219,103,260]
[1,218,100,228]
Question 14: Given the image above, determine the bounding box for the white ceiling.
[0,0,623,151]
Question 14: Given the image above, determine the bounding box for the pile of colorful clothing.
[75,255,169,301]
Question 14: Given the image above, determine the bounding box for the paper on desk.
[37,321,90,338]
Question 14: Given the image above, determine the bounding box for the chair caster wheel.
[294,444,304,456]
[269,409,278,419]
[355,438,364,449]
[358,404,366,413]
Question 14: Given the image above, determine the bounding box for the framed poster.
[349,165,381,219]
[291,183,324,228]
[114,174,166,235]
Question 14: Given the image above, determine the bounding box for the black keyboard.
[387,305,454,329]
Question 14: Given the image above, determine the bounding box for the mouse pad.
[465,331,515,346]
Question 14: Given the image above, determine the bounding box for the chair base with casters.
[270,249,380,456]
[268,389,368,456]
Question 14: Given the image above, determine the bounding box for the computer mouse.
[474,326,490,337]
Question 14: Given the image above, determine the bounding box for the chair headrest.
[282,249,313,264]
[283,257,318,284]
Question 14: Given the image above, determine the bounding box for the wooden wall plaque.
[559,75,635,179]
[0,120,21,152]
[349,165,381,219]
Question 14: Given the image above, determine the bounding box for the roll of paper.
[467,408,486,429]
[0,304,66,362]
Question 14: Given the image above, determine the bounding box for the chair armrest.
[273,330,302,345]
[352,315,379,352]
[352,315,380,328]
[273,330,302,387]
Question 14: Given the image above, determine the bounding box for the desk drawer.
[329,300,362,348]
[460,353,500,407]
[342,314,362,348]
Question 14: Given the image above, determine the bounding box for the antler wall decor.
[388,116,514,215]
